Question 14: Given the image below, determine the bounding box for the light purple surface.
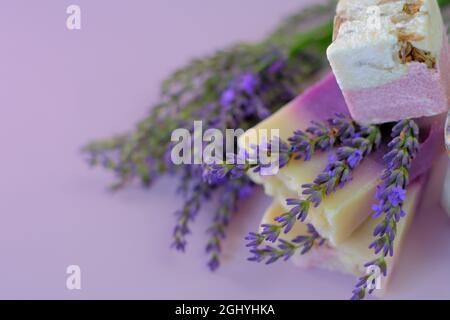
[1,0,449,299]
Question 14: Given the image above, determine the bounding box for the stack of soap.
[260,182,422,295]
[239,74,445,291]
[239,74,444,245]
[327,0,450,124]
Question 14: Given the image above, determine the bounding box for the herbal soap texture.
[327,0,450,124]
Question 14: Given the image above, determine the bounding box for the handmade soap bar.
[239,74,444,244]
[260,182,422,295]
[270,154,382,245]
[327,0,450,124]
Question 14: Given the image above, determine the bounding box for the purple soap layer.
[343,36,450,125]
[285,74,445,182]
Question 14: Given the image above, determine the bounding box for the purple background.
[1,0,449,299]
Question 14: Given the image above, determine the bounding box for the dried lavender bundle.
[84,1,337,269]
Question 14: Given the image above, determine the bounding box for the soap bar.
[239,74,444,244]
[327,0,450,124]
[271,153,382,245]
[260,182,422,296]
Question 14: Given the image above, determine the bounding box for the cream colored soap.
[328,0,444,91]
[273,153,382,245]
[259,183,422,295]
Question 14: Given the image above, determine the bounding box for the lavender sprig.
[289,113,356,161]
[202,113,357,184]
[172,166,212,252]
[351,120,419,300]
[170,44,324,259]
[246,224,326,264]
[264,124,381,242]
[202,138,292,185]
[206,177,253,271]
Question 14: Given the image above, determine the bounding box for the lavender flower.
[206,178,254,271]
[252,137,293,175]
[240,73,258,95]
[289,113,356,160]
[246,224,326,265]
[202,114,358,184]
[254,123,381,245]
[220,88,236,108]
[352,120,419,300]
[171,46,322,267]
[172,166,212,252]
[201,136,292,183]
[202,163,228,185]
[245,232,265,248]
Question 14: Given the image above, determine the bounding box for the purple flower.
[287,114,356,161]
[274,212,297,234]
[268,60,284,74]
[220,88,235,107]
[287,198,310,222]
[253,137,292,175]
[387,186,406,206]
[247,248,267,263]
[246,223,326,265]
[240,73,257,95]
[351,288,366,300]
[261,224,282,243]
[356,120,419,299]
[245,232,265,248]
[347,149,363,169]
[208,256,220,271]
[229,164,247,180]
[288,130,314,160]
[371,203,384,219]
[206,177,253,271]
[287,125,382,227]
[202,163,228,185]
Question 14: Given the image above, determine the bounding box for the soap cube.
[327,0,450,124]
